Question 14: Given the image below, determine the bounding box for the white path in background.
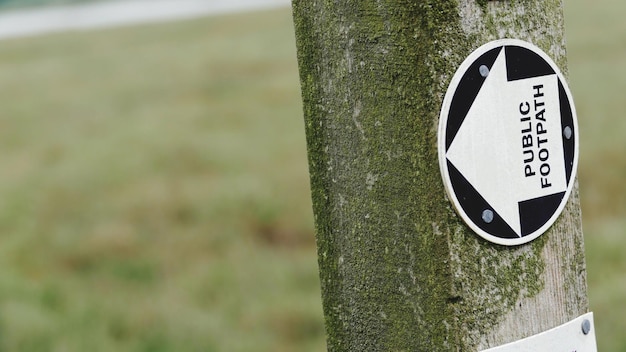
[0,0,291,40]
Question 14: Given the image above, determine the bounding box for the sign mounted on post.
[481,312,597,352]
[438,39,579,246]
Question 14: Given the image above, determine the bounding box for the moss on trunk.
[292,0,587,350]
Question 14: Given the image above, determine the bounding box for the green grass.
[566,0,626,350]
[0,8,322,352]
[0,1,622,351]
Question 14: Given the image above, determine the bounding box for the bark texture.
[291,0,588,350]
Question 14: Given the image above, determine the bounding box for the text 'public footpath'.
[519,84,552,189]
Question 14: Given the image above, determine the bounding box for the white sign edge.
[480,312,597,352]
[437,38,580,246]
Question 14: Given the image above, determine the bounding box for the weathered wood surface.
[291,0,588,350]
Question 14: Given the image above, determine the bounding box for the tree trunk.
[291,0,588,351]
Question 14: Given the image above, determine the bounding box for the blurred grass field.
[0,8,321,352]
[566,0,626,349]
[0,1,623,351]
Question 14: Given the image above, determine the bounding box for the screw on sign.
[438,39,579,246]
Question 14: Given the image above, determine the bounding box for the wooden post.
[292,0,588,351]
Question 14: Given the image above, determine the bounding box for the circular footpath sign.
[438,39,579,246]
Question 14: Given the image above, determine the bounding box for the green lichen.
[476,0,489,10]
[443,222,548,347]
[291,0,585,350]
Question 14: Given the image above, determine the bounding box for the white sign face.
[438,39,579,246]
[481,312,597,352]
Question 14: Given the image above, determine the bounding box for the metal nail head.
[563,126,573,140]
[581,319,591,335]
[482,209,494,223]
[479,65,489,78]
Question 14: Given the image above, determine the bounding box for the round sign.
[438,39,579,246]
